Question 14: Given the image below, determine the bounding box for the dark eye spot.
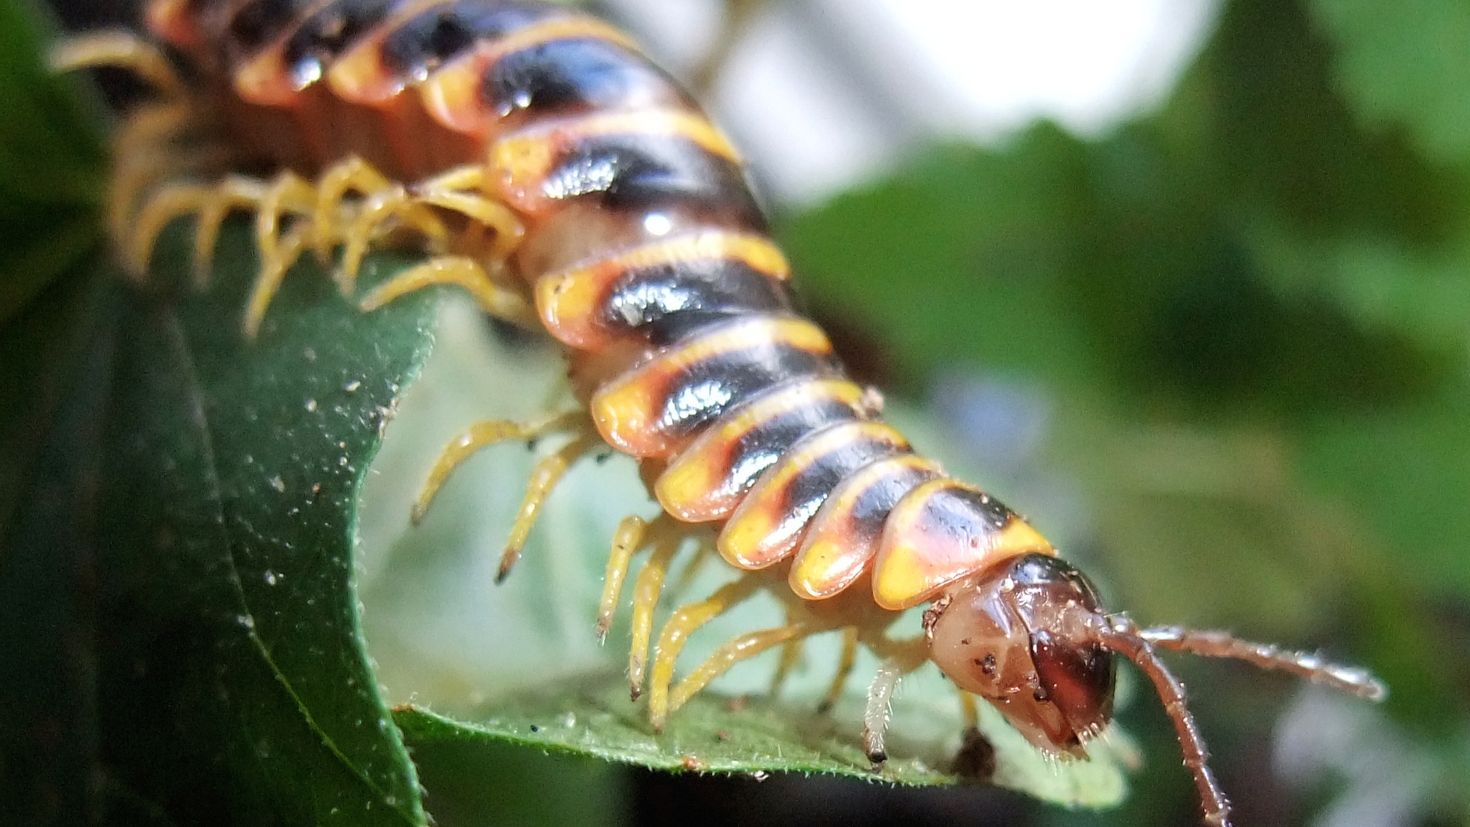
[979,653,997,677]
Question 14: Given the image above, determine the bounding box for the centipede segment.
[64,2,1387,824]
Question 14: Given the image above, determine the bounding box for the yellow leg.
[191,176,269,287]
[598,514,670,642]
[111,144,233,276]
[646,576,761,730]
[242,222,311,338]
[312,157,449,279]
[665,622,815,722]
[817,626,860,713]
[415,165,486,192]
[665,538,714,598]
[337,180,470,290]
[49,31,185,98]
[768,615,803,697]
[338,164,521,291]
[958,689,979,731]
[111,102,200,173]
[410,190,524,257]
[410,411,586,525]
[255,171,317,270]
[313,156,394,264]
[357,255,537,327]
[496,432,602,583]
[627,526,693,700]
[340,187,421,290]
[128,176,268,282]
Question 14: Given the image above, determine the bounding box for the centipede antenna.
[1095,618,1233,827]
[1137,625,1388,702]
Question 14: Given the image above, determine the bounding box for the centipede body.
[57,3,1389,825]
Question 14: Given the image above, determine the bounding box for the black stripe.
[602,257,794,346]
[716,384,861,499]
[228,0,316,58]
[646,320,836,442]
[379,1,562,78]
[282,0,404,86]
[542,133,765,231]
[481,36,691,125]
[781,431,908,522]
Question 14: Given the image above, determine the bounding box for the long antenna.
[1094,614,1389,827]
[1136,625,1388,701]
[1095,618,1233,827]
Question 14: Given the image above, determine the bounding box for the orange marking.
[234,44,296,106]
[536,231,790,348]
[326,0,456,103]
[490,109,740,215]
[590,317,831,458]
[419,17,642,135]
[871,480,1054,611]
[789,455,944,600]
[145,0,204,49]
[655,379,866,522]
[718,422,910,570]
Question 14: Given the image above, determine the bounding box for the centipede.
[53,2,1387,824]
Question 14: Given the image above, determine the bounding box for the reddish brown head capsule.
[926,553,1115,756]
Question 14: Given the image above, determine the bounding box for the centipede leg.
[495,432,602,583]
[626,522,697,699]
[410,411,587,524]
[357,255,538,327]
[312,157,449,283]
[958,688,980,731]
[861,659,904,765]
[242,222,312,338]
[108,104,226,274]
[599,514,685,641]
[110,102,202,192]
[129,175,269,284]
[49,31,185,99]
[861,641,927,765]
[410,189,525,258]
[817,626,860,713]
[666,621,816,721]
[768,615,803,697]
[312,156,392,264]
[646,576,761,730]
[255,171,318,275]
[338,164,515,292]
[339,187,425,290]
[190,176,270,287]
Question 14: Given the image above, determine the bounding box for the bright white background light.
[607,0,1219,202]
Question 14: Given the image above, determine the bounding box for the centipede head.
[924,552,1387,827]
[925,553,1115,756]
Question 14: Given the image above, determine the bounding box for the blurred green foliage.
[0,1,104,323]
[4,0,1470,824]
[782,0,1470,822]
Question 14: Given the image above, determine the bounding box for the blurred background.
[5,0,1470,825]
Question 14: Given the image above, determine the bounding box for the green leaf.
[1310,0,1470,164]
[394,680,1129,808]
[1248,225,1470,353]
[0,262,115,823]
[0,224,439,823]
